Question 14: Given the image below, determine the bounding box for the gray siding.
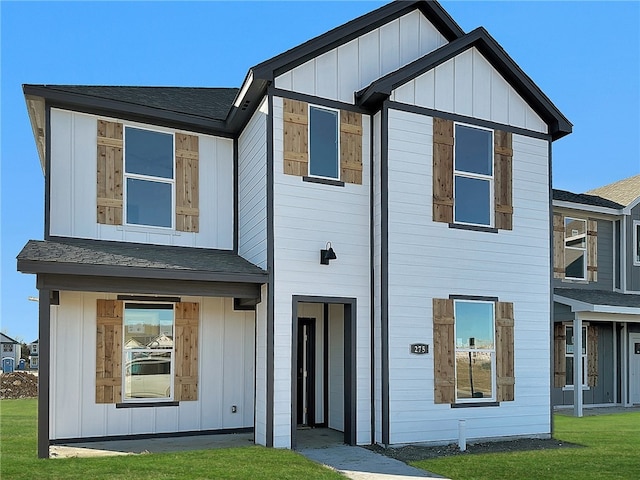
[553,219,614,291]
[614,220,621,290]
[552,323,616,406]
[627,204,640,291]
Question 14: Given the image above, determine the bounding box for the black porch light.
[320,242,337,265]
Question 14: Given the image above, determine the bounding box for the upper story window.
[123,303,174,402]
[634,221,640,266]
[30,344,38,354]
[2,344,13,353]
[124,127,174,229]
[309,106,339,180]
[454,300,496,402]
[564,217,587,280]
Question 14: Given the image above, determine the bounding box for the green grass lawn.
[0,399,343,480]
[414,412,640,480]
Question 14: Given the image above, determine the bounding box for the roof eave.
[553,200,622,216]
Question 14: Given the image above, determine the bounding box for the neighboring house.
[553,175,640,415]
[17,0,572,458]
[29,340,39,369]
[1,333,21,372]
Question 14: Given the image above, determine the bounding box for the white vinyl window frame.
[563,324,588,390]
[634,220,640,266]
[564,217,587,280]
[123,125,176,230]
[452,122,494,228]
[121,302,175,403]
[453,299,497,403]
[307,104,340,181]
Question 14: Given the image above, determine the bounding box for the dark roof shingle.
[552,189,623,210]
[555,288,640,309]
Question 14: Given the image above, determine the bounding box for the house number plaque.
[410,343,429,355]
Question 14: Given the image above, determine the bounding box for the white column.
[622,323,629,407]
[613,322,618,404]
[573,315,583,417]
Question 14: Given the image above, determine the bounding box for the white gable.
[275,10,447,104]
[391,47,548,134]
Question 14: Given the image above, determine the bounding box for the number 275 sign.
[410,343,429,355]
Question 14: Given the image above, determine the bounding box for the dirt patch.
[366,437,581,462]
[0,371,38,399]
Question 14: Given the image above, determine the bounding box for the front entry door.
[630,333,640,405]
[297,318,316,426]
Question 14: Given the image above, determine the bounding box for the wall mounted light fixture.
[320,242,337,265]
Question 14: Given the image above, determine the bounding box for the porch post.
[613,322,618,405]
[37,288,51,458]
[573,314,583,417]
[622,323,629,407]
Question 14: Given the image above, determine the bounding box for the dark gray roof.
[553,189,623,210]
[28,85,238,121]
[356,27,572,140]
[555,288,640,309]
[17,237,266,284]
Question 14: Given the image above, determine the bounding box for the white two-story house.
[18,0,571,458]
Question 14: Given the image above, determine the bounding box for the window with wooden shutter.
[494,130,513,230]
[587,220,598,282]
[175,133,200,232]
[97,121,124,225]
[495,301,515,402]
[174,302,199,401]
[283,99,309,177]
[553,214,565,279]
[433,298,455,404]
[553,323,566,388]
[587,325,598,387]
[432,118,454,223]
[96,299,123,404]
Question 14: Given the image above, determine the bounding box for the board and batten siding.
[238,98,268,269]
[271,96,372,447]
[48,108,233,249]
[391,47,548,134]
[275,10,447,104]
[385,108,551,444]
[49,292,254,440]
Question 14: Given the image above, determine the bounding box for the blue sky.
[1,1,639,343]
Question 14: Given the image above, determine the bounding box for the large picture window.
[124,127,174,228]
[453,124,493,226]
[309,105,339,180]
[564,217,587,280]
[123,303,174,401]
[454,300,495,401]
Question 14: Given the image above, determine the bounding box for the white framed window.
[308,105,340,180]
[30,344,38,355]
[123,303,174,402]
[2,344,12,353]
[565,325,587,388]
[454,300,496,402]
[634,221,640,266]
[124,126,175,229]
[453,123,494,227]
[564,217,587,280]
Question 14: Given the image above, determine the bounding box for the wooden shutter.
[175,133,200,232]
[495,301,515,402]
[97,120,123,225]
[494,130,513,230]
[587,325,598,387]
[283,99,308,177]
[432,118,454,223]
[340,110,363,184]
[553,214,565,279]
[96,299,123,404]
[553,324,566,388]
[433,298,455,404]
[587,219,598,282]
[174,302,199,401]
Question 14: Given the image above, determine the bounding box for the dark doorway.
[297,318,316,427]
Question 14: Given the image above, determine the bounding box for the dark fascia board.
[17,258,267,285]
[251,0,464,82]
[22,85,231,137]
[356,27,573,141]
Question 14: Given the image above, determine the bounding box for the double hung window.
[564,217,587,280]
[454,124,493,226]
[634,221,640,265]
[124,127,174,228]
[454,300,496,401]
[123,303,174,401]
[309,106,339,180]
